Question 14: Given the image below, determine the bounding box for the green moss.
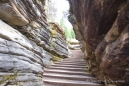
[51,55,63,63]
[52,56,62,61]
[0,72,18,85]
[50,26,56,49]
[50,29,56,37]
[85,65,89,68]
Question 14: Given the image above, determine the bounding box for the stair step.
[51,64,87,68]
[43,72,93,78]
[43,73,97,81]
[47,66,88,71]
[61,59,84,61]
[61,58,83,60]
[44,69,92,76]
[53,63,86,66]
[43,78,104,86]
[54,62,87,64]
[55,61,86,64]
[63,57,83,60]
[44,68,88,72]
[63,57,83,59]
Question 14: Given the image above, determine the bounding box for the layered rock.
[68,0,129,85]
[0,0,68,86]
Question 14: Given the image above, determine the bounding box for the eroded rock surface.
[68,0,129,85]
[0,0,68,86]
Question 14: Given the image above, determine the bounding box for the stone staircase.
[43,50,104,86]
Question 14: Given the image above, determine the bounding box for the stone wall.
[0,0,68,85]
[68,0,129,85]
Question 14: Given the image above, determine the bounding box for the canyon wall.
[0,0,68,85]
[68,0,129,85]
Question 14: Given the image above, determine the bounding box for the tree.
[60,17,75,40]
[45,0,57,22]
[60,17,69,40]
[70,29,75,39]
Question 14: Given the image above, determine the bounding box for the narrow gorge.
[0,0,129,86]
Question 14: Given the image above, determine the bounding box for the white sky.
[52,0,72,29]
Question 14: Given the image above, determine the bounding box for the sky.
[48,0,72,29]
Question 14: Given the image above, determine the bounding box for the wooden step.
[44,68,88,72]
[53,63,86,66]
[43,72,92,77]
[44,69,92,76]
[55,61,86,64]
[47,66,88,71]
[51,64,87,68]
[43,77,104,86]
[43,73,97,81]
[58,59,85,61]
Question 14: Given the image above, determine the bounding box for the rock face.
[0,0,68,86]
[68,0,129,85]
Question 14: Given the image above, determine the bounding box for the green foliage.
[63,26,69,40]
[70,28,75,39]
[45,0,57,22]
[60,17,75,41]
[35,0,38,3]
